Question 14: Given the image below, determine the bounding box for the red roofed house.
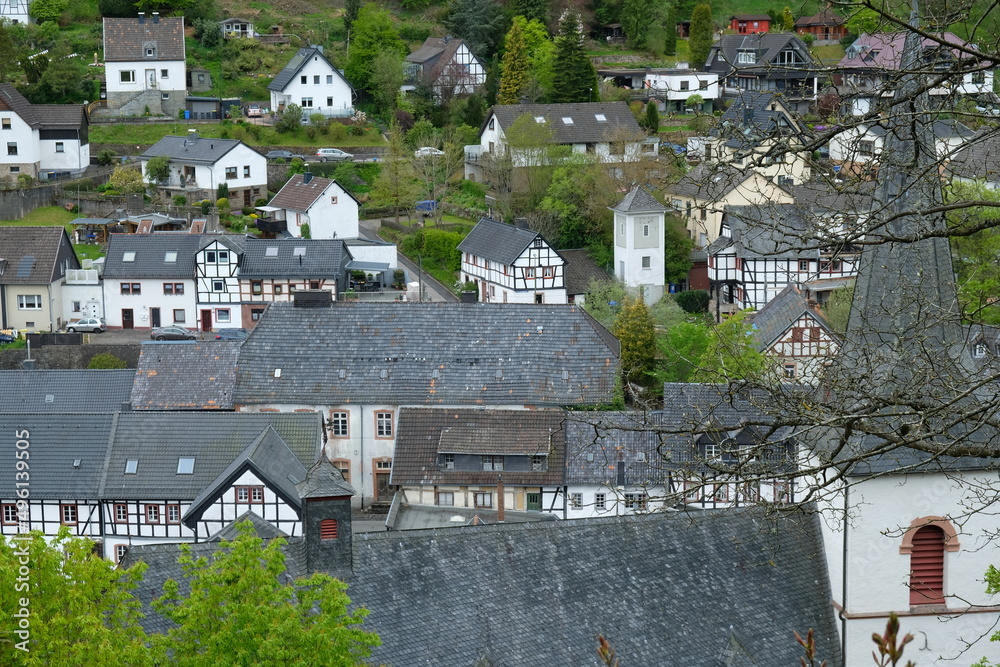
[794,9,847,43]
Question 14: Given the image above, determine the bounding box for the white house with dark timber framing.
[707,205,860,316]
[457,218,567,304]
[403,36,486,100]
[612,186,668,305]
[195,235,245,332]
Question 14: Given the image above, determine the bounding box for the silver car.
[67,317,106,333]
[314,148,354,162]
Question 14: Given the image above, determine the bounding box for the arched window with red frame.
[909,525,945,605]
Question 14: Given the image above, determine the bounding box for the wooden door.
[122,309,134,329]
[527,492,541,511]
[200,309,212,332]
[150,308,161,328]
[375,473,391,501]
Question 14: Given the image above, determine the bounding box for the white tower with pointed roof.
[611,186,668,305]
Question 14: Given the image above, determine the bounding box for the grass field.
[90,123,386,149]
[1,206,106,262]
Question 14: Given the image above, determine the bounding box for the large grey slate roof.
[140,135,253,164]
[0,370,135,413]
[488,102,641,144]
[102,234,203,278]
[0,84,87,129]
[559,248,609,295]
[0,414,114,498]
[710,205,828,259]
[707,33,818,76]
[102,16,186,62]
[234,302,620,406]
[98,412,323,500]
[747,283,835,351]
[609,185,668,213]
[239,237,351,278]
[666,163,764,201]
[131,342,241,410]
[0,226,79,285]
[268,47,354,93]
[947,131,1000,182]
[456,217,548,266]
[124,508,842,665]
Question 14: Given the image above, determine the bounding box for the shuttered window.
[320,518,338,540]
[909,525,945,605]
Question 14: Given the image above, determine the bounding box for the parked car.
[247,105,263,118]
[0,332,16,344]
[314,148,353,162]
[151,326,196,341]
[215,328,249,341]
[414,146,445,158]
[266,150,306,161]
[66,317,106,333]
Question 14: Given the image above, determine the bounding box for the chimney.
[293,290,333,308]
[186,128,198,144]
[513,218,529,229]
[302,172,313,185]
[443,35,451,44]
[496,474,505,522]
[138,12,145,23]
[152,12,159,23]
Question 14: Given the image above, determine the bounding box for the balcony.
[254,217,287,234]
[464,145,483,165]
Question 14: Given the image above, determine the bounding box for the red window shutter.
[320,519,338,540]
[909,526,945,605]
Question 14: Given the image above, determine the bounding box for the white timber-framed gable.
[459,220,567,304]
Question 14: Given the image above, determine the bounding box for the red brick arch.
[899,516,960,553]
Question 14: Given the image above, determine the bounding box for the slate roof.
[839,31,971,70]
[124,508,842,665]
[233,302,620,406]
[710,205,830,259]
[208,510,287,541]
[406,37,473,82]
[98,412,323,500]
[747,283,835,351]
[707,33,818,75]
[609,185,668,213]
[946,131,1000,182]
[239,237,352,278]
[392,408,566,486]
[0,84,86,129]
[297,458,355,498]
[267,173,360,213]
[0,369,135,413]
[795,9,845,27]
[784,179,875,213]
[456,217,554,266]
[559,248,609,295]
[103,16,185,62]
[131,342,241,410]
[0,414,114,499]
[268,47,354,93]
[183,426,309,522]
[0,226,79,285]
[666,163,766,201]
[102,234,202,278]
[488,102,642,144]
[140,135,254,164]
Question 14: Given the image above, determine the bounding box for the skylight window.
[125,459,138,474]
[123,252,136,262]
[533,116,545,123]
[265,247,279,257]
[44,394,54,403]
[293,247,306,256]
[595,114,607,122]
[176,457,195,475]
[164,251,177,262]
[562,117,574,124]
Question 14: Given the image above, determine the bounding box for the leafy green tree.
[685,93,704,113]
[275,103,303,133]
[0,530,151,665]
[692,310,770,382]
[689,4,714,68]
[370,122,421,224]
[663,5,677,55]
[344,0,362,36]
[88,352,128,369]
[192,18,222,48]
[657,320,710,382]
[29,0,68,22]
[823,284,854,334]
[621,0,650,48]
[948,182,1000,324]
[614,295,658,387]
[25,50,89,104]
[445,0,508,60]
[109,164,145,193]
[345,4,408,98]
[540,155,610,248]
[152,521,380,666]
[781,7,795,31]
[145,156,172,185]
[551,11,597,103]
[517,17,556,102]
[584,278,629,329]
[371,50,405,114]
[510,0,549,25]
[675,289,709,313]
[98,0,138,16]
[664,216,694,284]
[499,19,529,105]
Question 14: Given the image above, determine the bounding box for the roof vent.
[44,394,54,403]
[73,459,81,468]
[303,172,313,185]
[380,369,389,380]
[561,369,569,381]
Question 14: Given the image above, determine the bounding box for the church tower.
[610,186,669,305]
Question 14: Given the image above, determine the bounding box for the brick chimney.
[496,474,505,522]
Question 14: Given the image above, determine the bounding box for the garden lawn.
[90,123,386,148]
[0,206,107,262]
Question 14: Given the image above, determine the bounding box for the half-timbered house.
[707,204,860,316]
[391,408,566,515]
[233,294,620,508]
[457,218,567,304]
[403,36,486,100]
[195,235,244,332]
[256,172,361,240]
[705,34,819,112]
[747,282,840,384]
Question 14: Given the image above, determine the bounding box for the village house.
[140,131,268,209]
[233,295,620,508]
[0,0,30,24]
[612,186,668,305]
[705,34,820,111]
[0,226,79,332]
[729,14,770,34]
[218,17,258,39]
[0,84,89,180]
[836,32,995,116]
[595,66,720,113]
[829,118,974,169]
[403,36,486,100]
[457,218,567,304]
[102,13,187,117]
[257,172,361,240]
[947,131,1000,189]
[794,9,848,43]
[268,46,354,118]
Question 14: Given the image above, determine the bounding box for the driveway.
[85,328,217,344]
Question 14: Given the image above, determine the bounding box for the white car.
[414,147,445,158]
[314,148,354,162]
[67,317,106,333]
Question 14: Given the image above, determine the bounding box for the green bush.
[241,206,255,215]
[173,194,188,206]
[216,197,230,209]
[348,123,367,136]
[97,149,118,166]
[328,122,348,140]
[674,290,710,314]
[88,352,127,369]
[216,182,229,200]
[400,228,463,272]
[200,200,212,215]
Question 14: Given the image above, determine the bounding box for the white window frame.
[17,295,42,310]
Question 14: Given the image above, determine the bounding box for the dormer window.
[143,41,157,58]
[974,343,987,358]
[534,116,545,123]
[737,50,755,64]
